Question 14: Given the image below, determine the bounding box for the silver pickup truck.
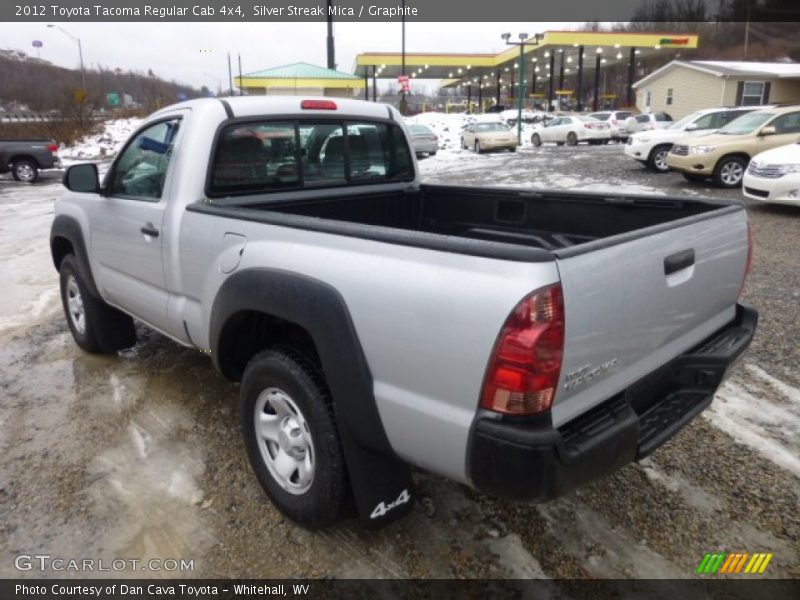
[51,97,757,528]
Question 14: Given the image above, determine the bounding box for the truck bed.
[219,184,733,256]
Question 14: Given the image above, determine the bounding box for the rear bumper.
[467,304,757,501]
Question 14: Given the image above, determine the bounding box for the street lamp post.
[501,32,543,145]
[46,24,86,94]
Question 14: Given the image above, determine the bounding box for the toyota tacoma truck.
[51,97,757,528]
[1,138,62,182]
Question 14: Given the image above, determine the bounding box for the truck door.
[90,117,182,334]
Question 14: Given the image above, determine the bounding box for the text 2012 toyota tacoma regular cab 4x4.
[51,97,757,528]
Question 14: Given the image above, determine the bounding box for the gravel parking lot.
[1,140,798,581]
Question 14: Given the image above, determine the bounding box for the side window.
[693,113,717,129]
[770,112,800,134]
[636,115,650,123]
[721,111,747,126]
[655,112,672,122]
[109,119,180,199]
[211,121,298,194]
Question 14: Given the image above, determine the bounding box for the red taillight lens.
[47,143,58,153]
[480,284,565,415]
[301,99,337,110]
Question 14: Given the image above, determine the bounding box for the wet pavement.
[1,147,798,580]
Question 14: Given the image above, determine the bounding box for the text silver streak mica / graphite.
[51,96,756,527]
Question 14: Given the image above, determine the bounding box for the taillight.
[480,284,565,415]
[47,143,58,153]
[739,223,753,298]
[301,99,337,110]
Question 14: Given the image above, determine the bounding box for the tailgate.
[551,206,749,427]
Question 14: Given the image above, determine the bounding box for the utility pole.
[238,54,243,96]
[227,53,233,97]
[326,0,335,69]
[400,0,407,114]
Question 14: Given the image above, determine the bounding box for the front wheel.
[12,159,38,183]
[566,132,578,146]
[713,156,747,188]
[59,255,137,354]
[475,141,482,154]
[241,349,348,529]
[531,133,542,147]
[648,145,672,173]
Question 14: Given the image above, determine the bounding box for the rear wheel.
[508,146,516,152]
[556,141,565,147]
[647,145,672,173]
[241,349,347,528]
[566,132,578,146]
[531,133,542,147]
[713,156,747,188]
[12,159,38,183]
[475,141,482,154]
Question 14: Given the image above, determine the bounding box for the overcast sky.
[2,22,573,91]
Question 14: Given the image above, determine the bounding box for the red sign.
[397,74,410,93]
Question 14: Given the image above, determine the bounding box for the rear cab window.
[208,118,413,197]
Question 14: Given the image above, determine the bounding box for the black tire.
[11,159,38,183]
[59,254,136,354]
[682,173,706,183]
[713,156,748,188]
[508,146,517,152]
[556,141,565,147]
[241,348,347,529]
[566,132,578,146]
[475,141,482,154]
[531,133,542,147]
[647,145,672,173]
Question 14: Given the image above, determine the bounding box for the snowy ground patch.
[59,117,143,163]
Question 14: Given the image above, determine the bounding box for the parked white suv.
[743,142,800,205]
[624,112,673,135]
[588,110,633,141]
[625,107,758,172]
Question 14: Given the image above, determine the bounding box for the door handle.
[664,249,695,275]
[140,224,160,238]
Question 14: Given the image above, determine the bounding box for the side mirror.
[63,163,100,193]
[685,123,698,131]
[759,125,776,136]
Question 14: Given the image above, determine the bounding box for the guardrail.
[0,113,106,123]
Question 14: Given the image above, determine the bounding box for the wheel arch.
[209,267,413,526]
[50,214,100,298]
[10,154,40,168]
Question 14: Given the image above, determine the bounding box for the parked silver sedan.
[408,124,439,157]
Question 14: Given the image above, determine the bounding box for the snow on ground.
[59,117,143,163]
[708,364,800,478]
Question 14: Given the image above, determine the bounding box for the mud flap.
[336,421,414,528]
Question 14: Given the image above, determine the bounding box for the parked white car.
[531,115,611,146]
[625,107,758,172]
[743,142,800,206]
[624,112,673,135]
[588,110,633,141]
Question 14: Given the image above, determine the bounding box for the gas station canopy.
[353,30,700,109]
